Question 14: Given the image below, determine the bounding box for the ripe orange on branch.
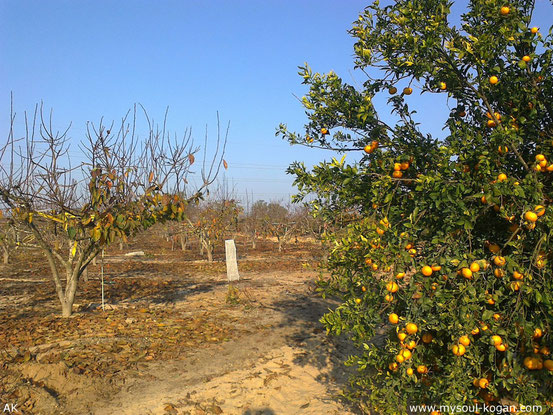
[421,265,433,276]
[406,323,418,335]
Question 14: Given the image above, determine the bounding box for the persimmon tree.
[0,103,227,317]
[279,0,553,411]
[0,212,29,264]
[189,198,241,262]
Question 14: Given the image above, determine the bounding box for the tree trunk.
[251,237,256,249]
[180,234,188,251]
[2,247,8,264]
[277,237,283,252]
[201,238,214,262]
[119,241,124,251]
[200,241,205,255]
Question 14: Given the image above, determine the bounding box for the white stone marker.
[225,239,240,281]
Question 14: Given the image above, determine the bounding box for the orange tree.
[278,0,553,411]
[0,104,226,317]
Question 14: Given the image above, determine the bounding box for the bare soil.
[0,233,359,414]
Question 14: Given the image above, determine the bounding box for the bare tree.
[0,99,227,316]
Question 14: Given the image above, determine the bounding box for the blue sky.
[1,0,552,204]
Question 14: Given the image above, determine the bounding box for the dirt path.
[91,270,358,415]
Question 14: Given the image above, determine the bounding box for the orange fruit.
[406,340,416,350]
[533,328,543,339]
[398,332,407,341]
[422,333,433,343]
[459,335,471,347]
[531,27,539,34]
[491,335,502,346]
[522,55,531,62]
[439,82,446,90]
[487,119,497,128]
[478,378,489,389]
[431,265,442,272]
[392,170,403,178]
[396,272,405,279]
[321,128,329,135]
[417,365,428,374]
[544,360,553,371]
[513,271,524,280]
[535,205,546,216]
[401,349,412,360]
[461,268,473,279]
[452,344,466,356]
[386,281,399,293]
[496,343,507,352]
[406,367,414,375]
[493,256,506,267]
[389,362,399,371]
[536,154,546,162]
[469,262,480,272]
[488,243,500,254]
[396,354,405,363]
[497,173,507,182]
[524,356,543,370]
[525,211,538,222]
[406,323,418,335]
[388,86,398,94]
[403,87,413,95]
[421,266,433,276]
[489,75,499,85]
[400,161,410,170]
[471,327,480,335]
[494,268,505,278]
[500,6,510,15]
[389,313,399,324]
[384,294,394,302]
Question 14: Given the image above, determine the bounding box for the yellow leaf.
[71,241,77,257]
[223,159,228,170]
[148,171,154,183]
[188,153,195,165]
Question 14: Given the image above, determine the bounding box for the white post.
[225,239,240,281]
[101,249,105,311]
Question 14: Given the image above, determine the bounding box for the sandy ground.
[1,247,361,415]
[91,271,358,415]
